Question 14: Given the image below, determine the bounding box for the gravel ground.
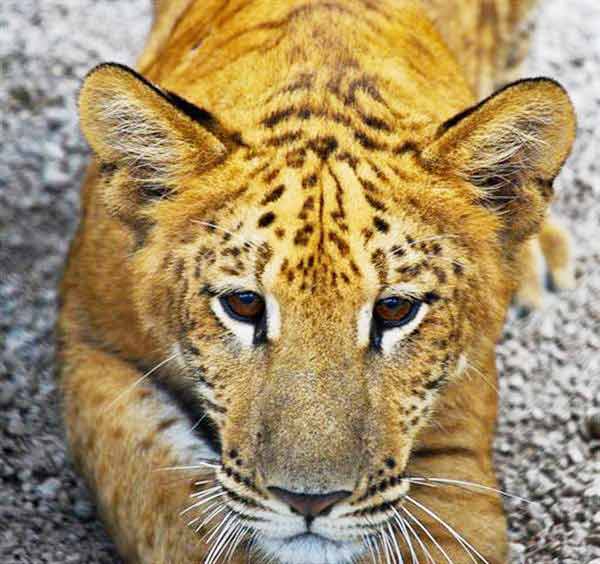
[0,1,599,563]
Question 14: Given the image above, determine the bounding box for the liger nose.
[268,487,352,517]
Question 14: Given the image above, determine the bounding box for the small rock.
[567,443,585,465]
[73,499,94,522]
[586,411,600,439]
[0,380,18,406]
[42,160,70,187]
[38,477,61,499]
[7,412,26,436]
[585,479,600,508]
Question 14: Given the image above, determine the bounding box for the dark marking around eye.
[423,292,441,304]
[373,216,389,233]
[258,212,276,228]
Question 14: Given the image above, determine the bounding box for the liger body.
[57,1,575,563]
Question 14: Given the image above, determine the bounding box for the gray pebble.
[7,412,26,436]
[586,410,600,439]
[38,477,62,499]
[73,499,95,522]
[0,380,19,406]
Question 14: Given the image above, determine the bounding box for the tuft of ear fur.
[423,78,576,243]
[79,63,226,189]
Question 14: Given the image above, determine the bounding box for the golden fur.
[57,1,576,562]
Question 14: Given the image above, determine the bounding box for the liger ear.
[78,63,227,187]
[423,78,576,243]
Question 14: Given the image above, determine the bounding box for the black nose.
[268,487,351,517]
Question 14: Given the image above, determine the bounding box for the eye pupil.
[222,291,265,322]
[374,297,418,326]
[237,292,257,305]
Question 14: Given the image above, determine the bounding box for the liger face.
[133,146,501,563]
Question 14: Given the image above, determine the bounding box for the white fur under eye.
[265,293,281,341]
[356,300,429,354]
[211,297,255,348]
[379,302,428,355]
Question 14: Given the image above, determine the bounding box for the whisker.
[379,523,394,564]
[408,477,532,504]
[192,220,259,250]
[225,522,248,562]
[387,521,405,563]
[180,491,227,516]
[394,512,418,564]
[155,461,220,472]
[405,496,488,564]
[194,501,229,533]
[462,358,498,393]
[207,513,240,564]
[190,413,208,432]
[396,509,435,564]
[107,352,178,409]
[398,505,454,564]
[187,499,222,527]
[362,532,379,564]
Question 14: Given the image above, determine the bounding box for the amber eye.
[221,291,265,323]
[373,296,420,329]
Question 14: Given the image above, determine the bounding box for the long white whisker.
[393,511,418,564]
[194,502,228,533]
[406,496,488,564]
[204,510,234,548]
[156,461,220,471]
[399,505,454,564]
[187,499,222,527]
[190,413,208,431]
[362,533,379,564]
[107,352,178,409]
[387,522,404,563]
[190,485,223,499]
[207,514,240,564]
[226,523,248,562]
[180,491,227,516]
[463,359,498,393]
[380,524,394,564]
[408,477,532,504]
[398,510,435,564]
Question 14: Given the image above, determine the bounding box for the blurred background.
[0,0,599,562]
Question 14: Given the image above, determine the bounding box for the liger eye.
[373,296,420,328]
[220,291,265,323]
